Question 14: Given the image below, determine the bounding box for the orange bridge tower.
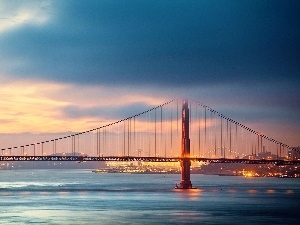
[177,100,193,189]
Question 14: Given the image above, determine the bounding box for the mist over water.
[0,170,299,224]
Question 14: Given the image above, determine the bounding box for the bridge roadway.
[0,156,299,165]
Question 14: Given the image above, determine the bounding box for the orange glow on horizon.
[0,79,169,134]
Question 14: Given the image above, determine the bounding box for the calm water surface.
[0,169,299,224]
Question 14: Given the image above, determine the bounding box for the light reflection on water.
[0,170,300,224]
[174,188,202,201]
[227,188,237,193]
[286,189,294,194]
[247,189,257,194]
[266,189,276,193]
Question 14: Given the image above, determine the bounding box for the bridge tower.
[176,100,193,189]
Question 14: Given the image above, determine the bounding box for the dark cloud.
[1,0,299,87]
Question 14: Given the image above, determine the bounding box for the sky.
[0,0,299,148]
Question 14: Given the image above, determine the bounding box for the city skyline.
[0,0,299,148]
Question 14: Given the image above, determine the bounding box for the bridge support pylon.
[176,100,194,189]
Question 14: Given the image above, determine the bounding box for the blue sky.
[0,0,299,146]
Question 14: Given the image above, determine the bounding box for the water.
[0,170,299,224]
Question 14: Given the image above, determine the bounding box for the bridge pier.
[176,100,194,189]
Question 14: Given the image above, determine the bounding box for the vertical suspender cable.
[74,135,76,156]
[104,128,107,157]
[123,121,125,156]
[257,134,260,155]
[127,119,130,156]
[196,104,199,157]
[226,119,228,158]
[160,106,162,157]
[229,122,232,158]
[107,126,110,156]
[117,122,119,156]
[134,116,136,154]
[214,135,217,157]
[78,134,80,155]
[170,107,173,156]
[260,135,263,154]
[149,111,151,157]
[177,100,178,134]
[235,124,238,155]
[154,108,157,157]
[204,107,207,144]
[220,117,223,157]
[227,119,228,139]
[164,107,167,158]
[198,104,201,157]
[99,129,102,157]
[71,135,73,156]
[279,144,282,158]
[189,102,192,148]
[97,129,99,156]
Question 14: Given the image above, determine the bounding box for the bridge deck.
[0,156,299,165]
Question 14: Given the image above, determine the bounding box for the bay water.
[0,169,299,224]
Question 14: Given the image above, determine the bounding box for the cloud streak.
[0,0,52,33]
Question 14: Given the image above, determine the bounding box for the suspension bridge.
[1,99,299,188]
